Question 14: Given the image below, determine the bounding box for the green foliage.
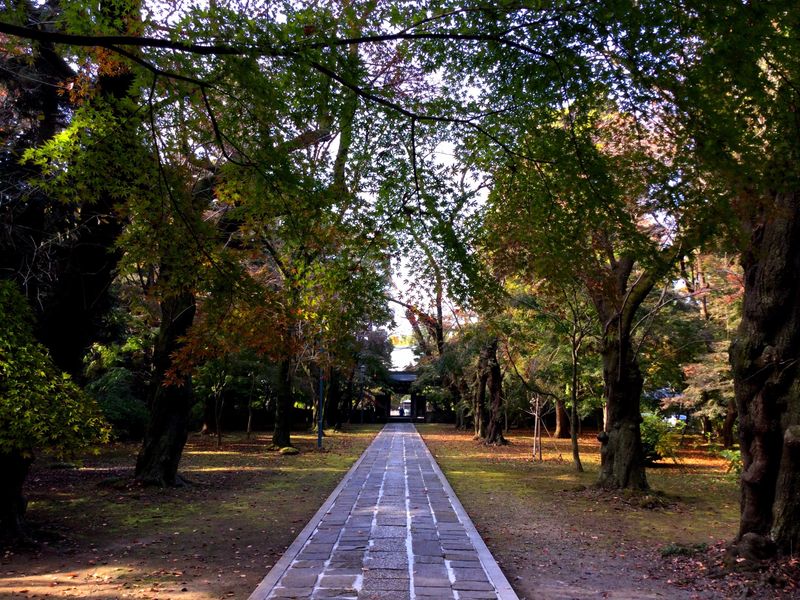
[82,315,155,441]
[636,292,708,400]
[640,413,684,466]
[498,281,602,426]
[660,542,707,558]
[0,281,110,457]
[719,448,743,476]
[671,253,743,430]
[85,367,148,440]
[22,97,150,205]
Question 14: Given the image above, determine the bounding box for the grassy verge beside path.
[0,425,381,600]
[416,424,800,600]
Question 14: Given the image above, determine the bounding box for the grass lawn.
[5,423,796,600]
[416,424,759,599]
[0,425,381,600]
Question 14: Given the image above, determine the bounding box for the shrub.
[640,413,684,465]
[719,448,743,474]
[86,367,149,439]
[0,281,110,458]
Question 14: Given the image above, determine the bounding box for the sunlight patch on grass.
[69,466,135,473]
[181,466,275,473]
[417,423,739,549]
[8,425,383,600]
[184,450,241,456]
[274,465,355,473]
[0,563,219,599]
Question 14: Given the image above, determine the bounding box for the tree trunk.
[721,397,738,449]
[311,361,322,433]
[135,290,196,486]
[214,393,224,449]
[483,341,506,445]
[0,450,33,540]
[326,368,342,429]
[554,400,570,438]
[448,380,463,428]
[597,333,648,489]
[200,395,217,435]
[730,190,800,557]
[273,357,293,448]
[474,347,489,440]
[457,380,470,430]
[345,369,356,424]
[570,349,584,472]
[588,254,660,490]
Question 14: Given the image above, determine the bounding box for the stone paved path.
[249,423,518,600]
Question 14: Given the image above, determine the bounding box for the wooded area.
[1,0,799,582]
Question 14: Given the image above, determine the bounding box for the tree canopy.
[2,0,800,560]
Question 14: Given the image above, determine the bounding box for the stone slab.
[248,424,519,600]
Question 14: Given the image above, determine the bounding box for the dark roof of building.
[388,371,417,383]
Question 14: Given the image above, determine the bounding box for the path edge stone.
[247,434,377,600]
[415,426,520,600]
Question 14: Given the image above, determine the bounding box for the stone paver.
[249,423,517,600]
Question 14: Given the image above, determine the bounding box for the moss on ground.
[1,425,381,600]
[417,423,740,583]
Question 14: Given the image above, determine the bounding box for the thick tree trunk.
[554,400,570,438]
[730,190,800,557]
[273,357,293,448]
[135,290,196,486]
[0,450,33,540]
[482,341,506,445]
[587,254,659,490]
[597,334,648,489]
[721,397,738,449]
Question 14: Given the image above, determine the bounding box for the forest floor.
[3,424,799,600]
[0,425,382,600]
[418,424,800,600]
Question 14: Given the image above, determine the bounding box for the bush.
[719,448,742,474]
[86,367,149,439]
[0,281,110,458]
[640,413,684,465]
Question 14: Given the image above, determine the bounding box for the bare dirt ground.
[417,425,800,600]
[0,426,381,600]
